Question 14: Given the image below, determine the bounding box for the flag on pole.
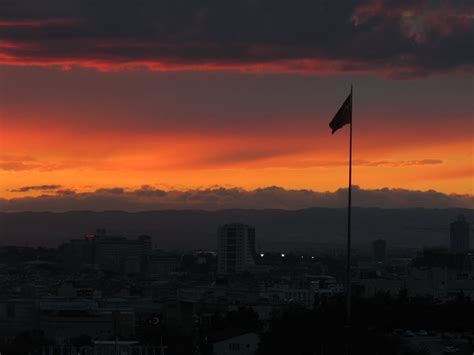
[329,92,352,134]
[328,86,354,335]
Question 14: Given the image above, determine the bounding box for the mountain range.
[1,208,472,252]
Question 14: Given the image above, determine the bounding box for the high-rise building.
[217,223,257,274]
[58,232,96,268]
[372,239,387,263]
[59,229,152,271]
[94,233,152,271]
[450,215,470,252]
[148,250,181,276]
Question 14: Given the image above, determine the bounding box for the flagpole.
[328,84,354,353]
[345,84,353,341]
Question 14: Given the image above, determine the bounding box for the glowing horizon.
[1,68,472,201]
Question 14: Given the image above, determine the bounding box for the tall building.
[372,239,387,263]
[217,223,257,274]
[94,233,152,271]
[450,214,470,252]
[58,233,95,268]
[148,250,181,276]
[60,229,152,271]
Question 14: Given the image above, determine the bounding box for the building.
[148,250,181,276]
[218,224,257,274]
[450,215,470,252]
[58,236,95,268]
[0,297,135,340]
[0,298,38,337]
[211,331,259,355]
[372,239,387,263]
[60,230,152,272]
[94,234,152,271]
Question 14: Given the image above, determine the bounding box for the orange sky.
[1,85,472,199]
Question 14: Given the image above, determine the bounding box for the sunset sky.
[0,0,472,210]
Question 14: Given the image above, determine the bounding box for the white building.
[218,224,257,274]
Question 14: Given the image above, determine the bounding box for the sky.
[0,0,473,210]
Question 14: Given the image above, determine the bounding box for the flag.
[329,92,352,134]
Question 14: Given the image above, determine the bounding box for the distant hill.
[0,208,472,251]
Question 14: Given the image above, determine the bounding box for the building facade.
[94,234,152,271]
[217,223,257,274]
[59,230,152,272]
[450,215,470,252]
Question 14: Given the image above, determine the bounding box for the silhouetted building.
[59,229,152,272]
[413,248,474,275]
[218,223,257,274]
[94,233,152,271]
[372,239,387,263]
[58,234,95,268]
[148,250,181,275]
[450,215,470,252]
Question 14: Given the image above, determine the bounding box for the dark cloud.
[0,185,472,211]
[94,187,125,195]
[9,184,62,193]
[55,189,76,196]
[0,0,472,77]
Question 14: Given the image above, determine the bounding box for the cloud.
[0,155,74,171]
[270,159,444,169]
[0,19,80,28]
[0,161,38,171]
[0,147,444,172]
[0,155,39,171]
[0,185,471,212]
[0,0,472,77]
[94,187,125,195]
[355,159,443,167]
[9,184,62,193]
